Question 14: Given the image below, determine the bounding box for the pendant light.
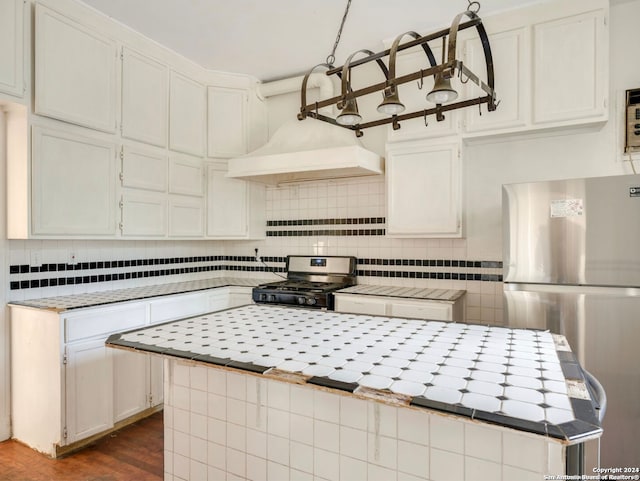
[336,98,362,126]
[426,74,459,104]
[377,86,405,115]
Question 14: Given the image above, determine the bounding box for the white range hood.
[227,118,384,185]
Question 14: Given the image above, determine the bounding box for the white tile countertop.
[107,304,603,443]
[336,284,465,301]
[8,277,270,312]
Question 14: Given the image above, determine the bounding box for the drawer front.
[389,301,452,321]
[149,292,209,324]
[65,303,147,342]
[334,294,388,316]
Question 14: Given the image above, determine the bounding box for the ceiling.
[79,0,555,82]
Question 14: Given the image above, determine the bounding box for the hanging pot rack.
[297,2,499,137]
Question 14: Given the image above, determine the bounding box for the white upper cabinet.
[169,153,204,197]
[207,86,248,158]
[31,126,116,236]
[120,191,166,237]
[121,144,167,192]
[386,140,461,238]
[169,70,206,156]
[206,166,266,239]
[464,27,529,133]
[532,9,607,124]
[34,4,117,133]
[168,195,204,237]
[0,0,24,98]
[121,48,168,147]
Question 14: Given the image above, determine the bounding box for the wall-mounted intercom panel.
[626,88,640,152]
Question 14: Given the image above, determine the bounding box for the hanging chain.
[467,0,481,14]
[326,0,352,66]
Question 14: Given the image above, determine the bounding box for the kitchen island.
[107,304,603,481]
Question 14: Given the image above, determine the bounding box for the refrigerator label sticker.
[630,187,640,197]
[550,199,583,218]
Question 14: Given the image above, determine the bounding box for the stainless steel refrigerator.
[503,174,640,470]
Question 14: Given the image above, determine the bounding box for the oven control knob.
[306,298,317,305]
[267,295,276,302]
[297,297,307,305]
[259,294,267,301]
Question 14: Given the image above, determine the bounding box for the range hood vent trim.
[227,117,384,185]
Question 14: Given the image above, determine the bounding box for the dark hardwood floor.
[0,411,163,481]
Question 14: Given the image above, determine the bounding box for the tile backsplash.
[7,176,505,325]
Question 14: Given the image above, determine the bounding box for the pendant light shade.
[377,87,405,115]
[336,98,362,126]
[426,75,458,104]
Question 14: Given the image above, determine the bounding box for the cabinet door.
[206,168,247,237]
[34,4,117,133]
[113,350,149,423]
[121,48,168,147]
[169,154,204,196]
[32,126,116,236]
[169,70,206,156]
[207,86,247,157]
[121,192,166,237]
[121,144,167,192]
[533,10,607,124]
[149,356,164,407]
[388,300,452,321]
[168,195,204,237]
[0,0,24,97]
[65,339,113,444]
[334,294,388,316]
[386,141,461,237]
[464,27,529,133]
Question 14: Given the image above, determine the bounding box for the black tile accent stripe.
[10,254,503,290]
[266,217,386,237]
[9,256,287,291]
[267,217,385,227]
[267,229,385,237]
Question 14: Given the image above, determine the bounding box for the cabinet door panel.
[206,168,247,237]
[169,71,206,156]
[386,142,461,237]
[334,295,388,316]
[149,356,164,407]
[168,195,204,237]
[389,301,452,321]
[65,340,113,443]
[0,0,24,97]
[465,27,528,132]
[65,303,147,342]
[32,126,116,236]
[149,292,210,324]
[169,154,203,196]
[113,350,149,422]
[35,4,116,132]
[207,87,247,157]
[121,192,166,237]
[121,144,167,192]
[533,10,606,124]
[121,48,168,147]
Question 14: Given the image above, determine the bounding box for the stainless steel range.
[252,255,356,309]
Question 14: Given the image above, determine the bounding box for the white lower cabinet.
[65,338,114,444]
[334,293,463,322]
[10,285,253,457]
[112,348,148,423]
